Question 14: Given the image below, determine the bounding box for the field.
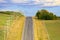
[6,17,25,40]
[44,20,60,40]
[33,18,49,40]
[33,17,60,40]
[0,12,25,40]
[0,13,13,40]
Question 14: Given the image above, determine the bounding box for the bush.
[35,9,57,20]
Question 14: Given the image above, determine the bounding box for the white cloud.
[44,0,53,2]
[35,0,60,6]
[11,0,28,3]
[34,0,40,2]
[54,0,60,5]
[43,0,60,6]
[29,0,53,5]
[0,0,60,6]
[33,0,60,6]
[0,0,6,3]
[34,0,41,4]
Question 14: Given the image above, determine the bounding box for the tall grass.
[0,11,24,40]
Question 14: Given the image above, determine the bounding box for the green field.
[0,13,15,40]
[44,20,60,40]
[0,14,10,40]
[0,11,24,40]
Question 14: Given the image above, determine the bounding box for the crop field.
[33,17,60,40]
[44,20,60,40]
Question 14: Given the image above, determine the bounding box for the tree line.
[35,9,60,20]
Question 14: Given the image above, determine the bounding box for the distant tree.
[35,9,57,20]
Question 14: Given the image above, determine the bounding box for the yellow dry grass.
[33,18,49,40]
[6,17,25,40]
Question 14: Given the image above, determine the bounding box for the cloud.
[43,0,53,2]
[0,0,7,3]
[11,0,28,3]
[0,0,60,6]
[34,0,40,2]
[43,0,60,6]
[54,0,60,5]
[33,0,41,4]
[33,0,60,6]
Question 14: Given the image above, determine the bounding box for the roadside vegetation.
[0,11,24,40]
[33,9,60,40]
[33,18,49,40]
[7,17,25,40]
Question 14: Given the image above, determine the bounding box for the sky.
[0,0,60,16]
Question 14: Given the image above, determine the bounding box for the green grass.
[0,14,8,26]
[0,11,24,40]
[0,13,14,40]
[0,14,18,40]
[0,14,9,40]
[44,20,60,40]
[0,29,5,40]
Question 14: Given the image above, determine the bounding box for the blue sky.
[0,0,60,16]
